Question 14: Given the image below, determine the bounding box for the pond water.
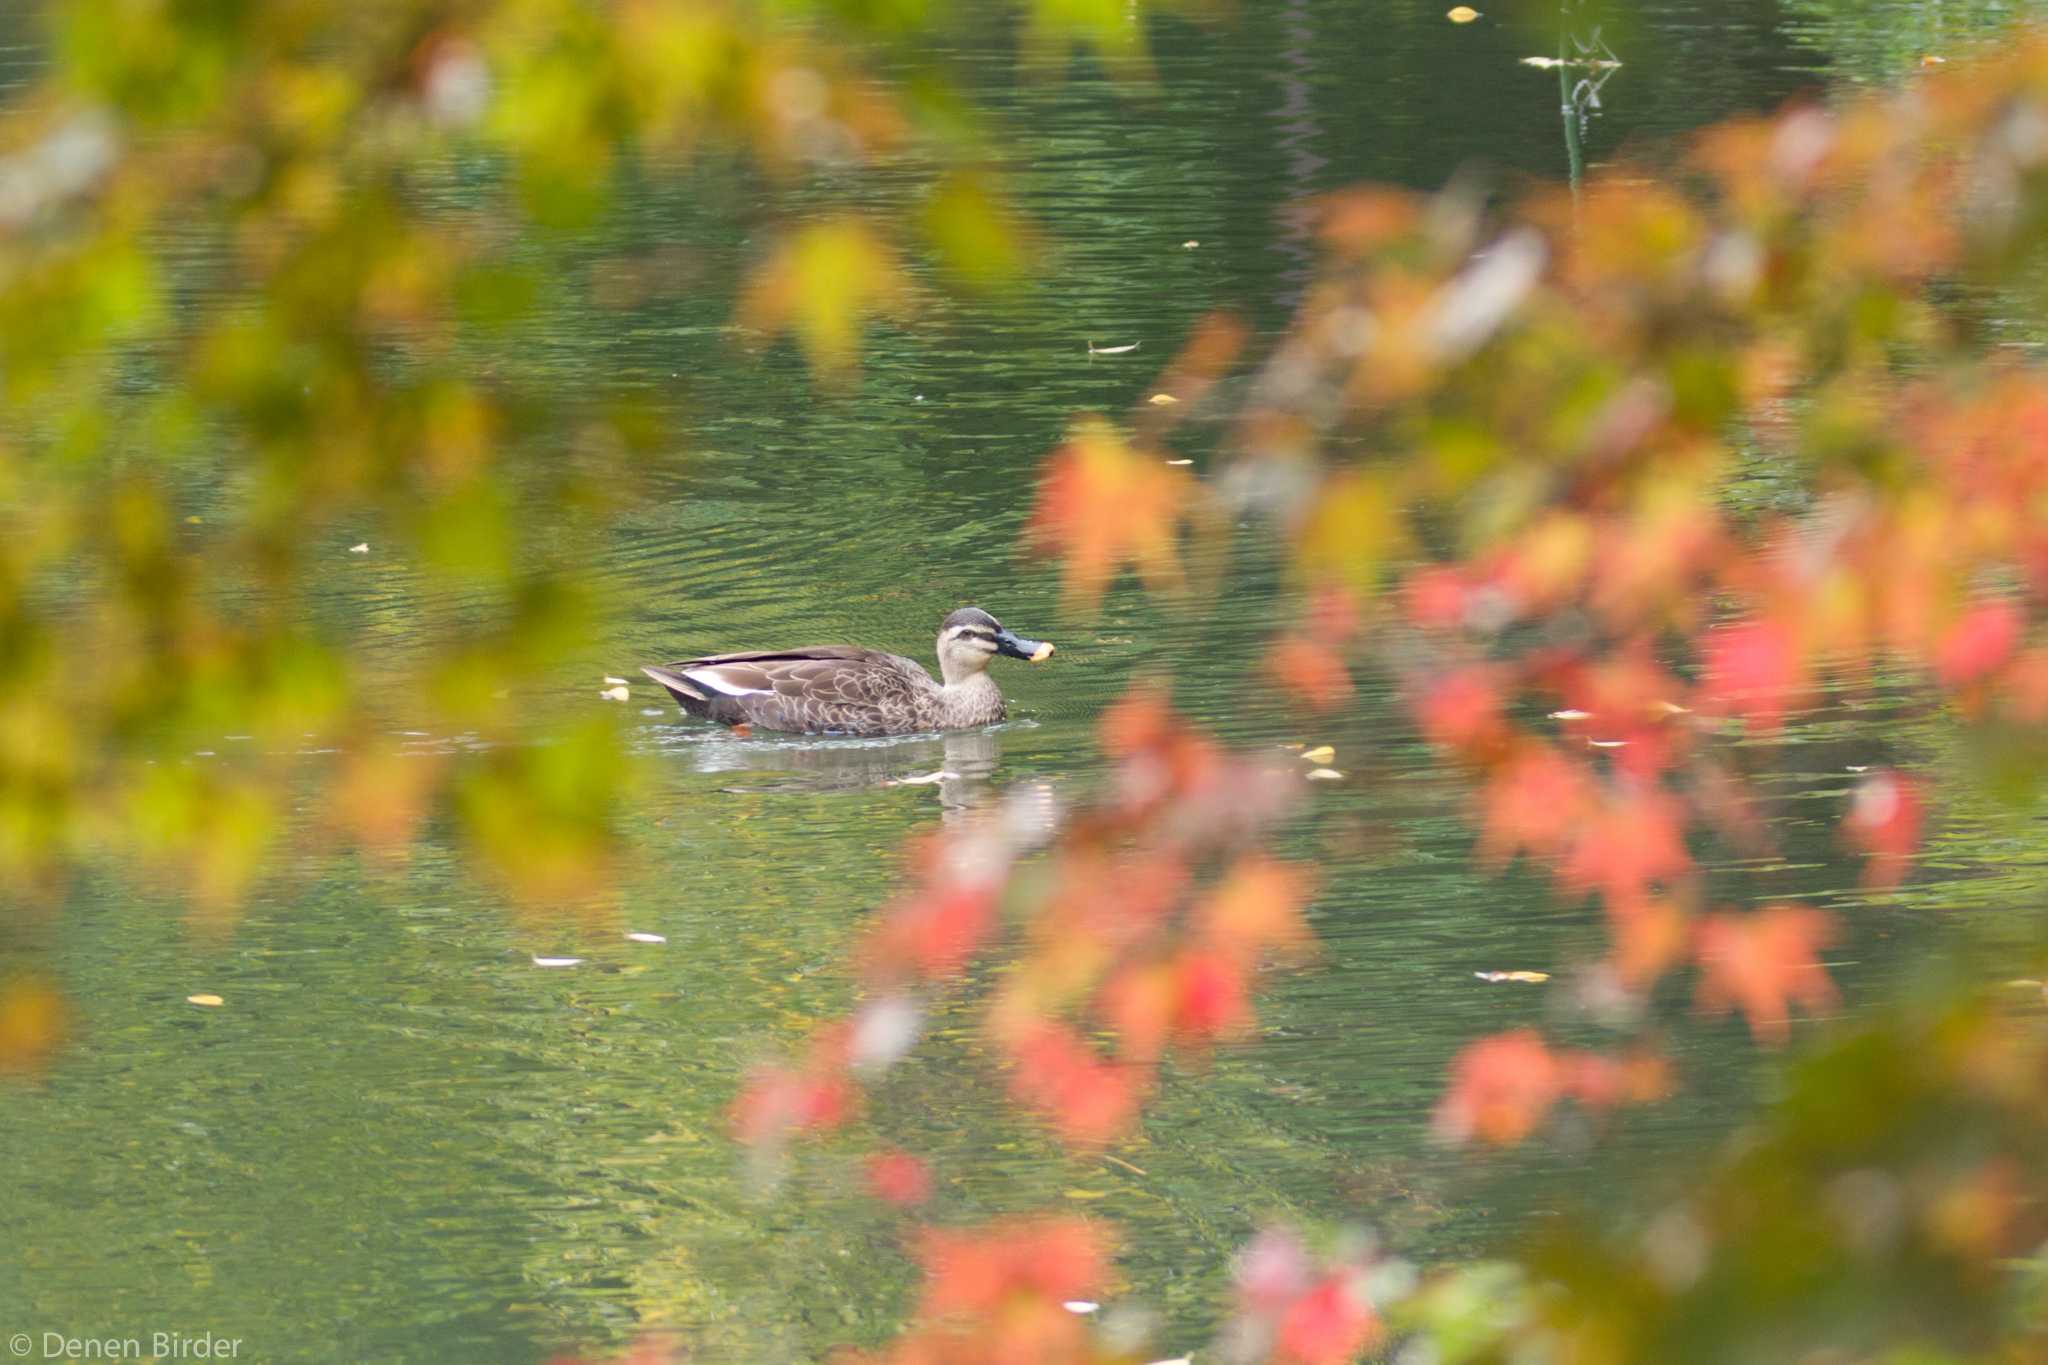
[2,3,2038,1362]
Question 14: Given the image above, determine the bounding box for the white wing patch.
[684,666,773,698]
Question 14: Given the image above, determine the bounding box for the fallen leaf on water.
[1182,240,1199,249]
[887,770,957,786]
[1148,393,1178,405]
[348,543,369,554]
[1088,341,1140,355]
[1064,1300,1101,1314]
[532,956,584,968]
[626,932,667,944]
[1473,971,1550,984]
[604,676,629,687]
[187,994,224,1007]
[1921,53,1946,65]
[1300,744,1336,764]
[600,685,630,701]
[1549,708,1591,721]
[1164,457,1193,466]
[185,515,202,524]
[1448,5,1480,21]
[1305,768,1344,781]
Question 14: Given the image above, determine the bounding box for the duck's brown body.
[643,609,1052,737]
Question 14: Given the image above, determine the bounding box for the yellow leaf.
[1301,745,1335,764]
[736,218,914,379]
[1148,393,1178,405]
[187,993,224,1007]
[1448,5,1480,21]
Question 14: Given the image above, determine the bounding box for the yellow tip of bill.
[1030,642,1055,662]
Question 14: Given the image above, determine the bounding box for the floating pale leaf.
[1448,5,1479,20]
[888,770,957,785]
[1473,970,1550,984]
[1305,767,1344,781]
[348,543,369,554]
[1182,240,1199,249]
[187,993,224,1007]
[625,932,667,944]
[1148,393,1178,405]
[1300,744,1336,764]
[600,685,630,701]
[1164,458,1193,466]
[532,956,583,968]
[1550,708,1591,721]
[1088,340,1140,354]
[603,676,629,687]
[1063,1300,1101,1314]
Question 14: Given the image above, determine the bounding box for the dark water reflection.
[3,3,2033,1362]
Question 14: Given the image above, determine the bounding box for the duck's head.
[937,606,1054,683]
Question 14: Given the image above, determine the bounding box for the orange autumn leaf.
[1414,665,1510,761]
[1607,896,1691,990]
[1693,905,1838,1045]
[1266,634,1354,710]
[915,1216,1110,1318]
[1432,1028,1566,1146]
[0,973,66,1074]
[1028,417,1194,607]
[1477,742,1596,867]
[1195,855,1314,961]
[1558,789,1693,907]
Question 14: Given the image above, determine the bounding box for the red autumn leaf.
[1557,789,1692,907]
[1404,565,1471,629]
[1028,418,1193,606]
[859,885,998,984]
[1698,617,1806,730]
[1432,1029,1566,1147]
[1843,768,1926,890]
[1169,947,1250,1045]
[1266,634,1354,710]
[1005,1022,1145,1147]
[1693,905,1838,1046]
[1414,665,1509,760]
[866,1149,934,1208]
[1935,597,2022,688]
[730,1064,858,1147]
[1274,1271,1382,1365]
[1477,743,1596,867]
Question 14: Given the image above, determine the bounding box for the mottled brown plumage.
[643,607,1054,736]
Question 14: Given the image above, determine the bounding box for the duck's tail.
[642,665,712,717]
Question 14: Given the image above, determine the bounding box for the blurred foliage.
[723,23,2048,1365]
[0,0,1163,998]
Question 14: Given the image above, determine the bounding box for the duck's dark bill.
[995,630,1055,663]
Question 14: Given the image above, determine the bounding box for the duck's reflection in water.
[681,725,1008,817]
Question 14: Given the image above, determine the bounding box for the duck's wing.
[657,648,932,727]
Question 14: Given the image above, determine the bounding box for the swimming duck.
[642,607,1055,736]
